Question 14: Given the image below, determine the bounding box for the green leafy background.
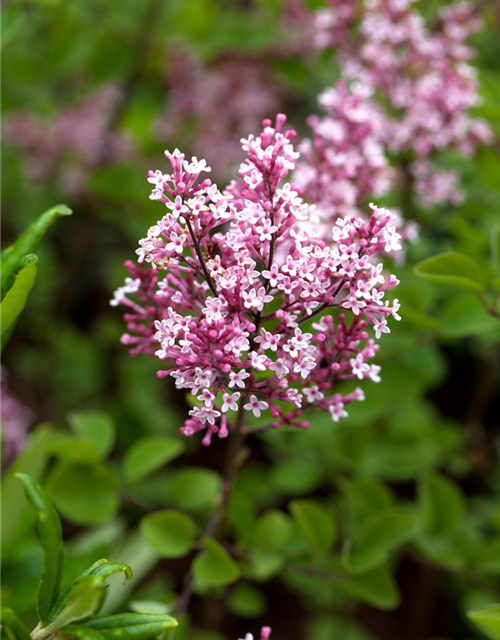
[2,1,500,639]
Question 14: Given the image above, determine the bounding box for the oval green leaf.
[124,435,184,484]
[344,508,417,572]
[46,462,118,525]
[140,510,195,558]
[290,499,336,557]
[414,251,486,293]
[193,538,241,588]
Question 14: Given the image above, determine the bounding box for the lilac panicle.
[113,115,401,444]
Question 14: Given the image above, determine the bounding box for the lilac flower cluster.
[312,0,493,207]
[4,84,132,196]
[1,369,31,465]
[114,116,401,444]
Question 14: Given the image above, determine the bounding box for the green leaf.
[344,508,417,572]
[440,295,499,337]
[140,510,195,558]
[85,614,178,639]
[468,605,500,640]
[33,577,107,640]
[128,602,170,615]
[0,608,32,640]
[46,461,118,525]
[492,225,500,274]
[58,626,105,640]
[68,412,116,460]
[492,277,500,294]
[124,436,184,484]
[419,473,465,538]
[289,500,336,557]
[1,204,71,296]
[193,538,241,588]
[255,510,293,552]
[1,256,37,350]
[414,252,486,293]
[81,560,133,585]
[171,467,221,511]
[340,563,400,610]
[16,473,64,624]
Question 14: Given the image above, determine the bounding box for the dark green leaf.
[414,252,486,293]
[140,510,195,558]
[16,473,64,624]
[255,510,293,552]
[340,563,400,610]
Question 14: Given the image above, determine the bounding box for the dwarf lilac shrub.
[312,0,492,207]
[114,115,401,444]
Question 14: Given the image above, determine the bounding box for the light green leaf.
[16,473,64,624]
[1,256,37,349]
[85,614,178,639]
[193,538,241,588]
[128,602,170,615]
[468,605,500,640]
[81,560,133,585]
[124,436,184,484]
[1,204,71,296]
[46,462,118,525]
[344,508,417,572]
[0,608,32,640]
[419,473,465,538]
[255,510,293,552]
[171,467,221,511]
[32,577,107,640]
[289,500,336,557]
[68,412,116,460]
[58,625,105,640]
[140,510,195,558]
[414,252,486,293]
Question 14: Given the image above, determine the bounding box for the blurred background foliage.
[2,0,500,639]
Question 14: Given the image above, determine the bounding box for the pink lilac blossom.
[114,115,401,445]
[4,84,133,196]
[294,80,418,253]
[1,368,32,466]
[312,0,493,207]
[157,51,283,179]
